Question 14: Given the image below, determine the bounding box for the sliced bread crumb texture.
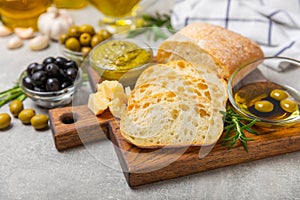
[120,60,227,148]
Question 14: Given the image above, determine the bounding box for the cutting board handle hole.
[59,112,79,124]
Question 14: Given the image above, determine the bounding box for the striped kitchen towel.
[171,0,300,71]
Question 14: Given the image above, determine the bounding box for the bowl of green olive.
[59,24,112,65]
[228,57,300,128]
[19,56,82,108]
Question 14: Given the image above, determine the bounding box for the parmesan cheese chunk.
[88,92,109,116]
[108,98,127,119]
[88,80,128,118]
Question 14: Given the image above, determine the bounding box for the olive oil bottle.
[54,0,88,9]
[0,0,52,30]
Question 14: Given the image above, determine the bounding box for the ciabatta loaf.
[120,60,227,147]
[156,22,264,79]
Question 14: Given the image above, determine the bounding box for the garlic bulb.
[37,7,73,41]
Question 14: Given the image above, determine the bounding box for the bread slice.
[120,59,227,148]
[120,74,213,147]
[156,22,264,79]
[135,60,227,146]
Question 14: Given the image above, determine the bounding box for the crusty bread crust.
[157,22,264,79]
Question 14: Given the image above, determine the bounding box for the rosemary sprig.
[127,12,176,41]
[220,107,259,152]
[0,83,26,108]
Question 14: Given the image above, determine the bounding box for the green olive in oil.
[234,81,300,120]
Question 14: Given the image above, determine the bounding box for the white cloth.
[171,0,300,71]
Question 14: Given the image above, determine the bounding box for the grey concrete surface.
[1,1,300,200]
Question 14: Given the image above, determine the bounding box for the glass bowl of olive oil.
[88,38,153,88]
[228,57,300,128]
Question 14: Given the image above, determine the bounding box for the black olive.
[61,81,72,89]
[58,68,65,75]
[56,69,66,83]
[46,78,60,91]
[43,57,56,65]
[45,63,60,77]
[31,71,48,86]
[55,57,68,68]
[58,68,68,78]
[31,64,45,75]
[22,76,34,90]
[64,60,78,70]
[26,62,38,76]
[66,68,78,81]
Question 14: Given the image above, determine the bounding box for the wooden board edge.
[49,105,113,151]
[108,117,300,187]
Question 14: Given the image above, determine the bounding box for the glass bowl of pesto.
[228,56,300,128]
[89,38,153,87]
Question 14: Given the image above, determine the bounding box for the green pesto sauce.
[91,40,151,72]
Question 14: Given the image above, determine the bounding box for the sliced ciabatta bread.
[120,75,213,147]
[156,22,264,79]
[120,60,227,148]
[135,60,227,146]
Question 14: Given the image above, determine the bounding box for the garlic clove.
[14,27,35,39]
[7,36,23,49]
[29,35,50,51]
[0,26,13,37]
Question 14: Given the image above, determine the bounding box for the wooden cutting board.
[49,105,300,187]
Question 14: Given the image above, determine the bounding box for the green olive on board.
[9,99,24,117]
[280,99,298,113]
[270,89,289,101]
[18,109,36,124]
[30,114,49,130]
[254,100,274,113]
[0,113,11,129]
